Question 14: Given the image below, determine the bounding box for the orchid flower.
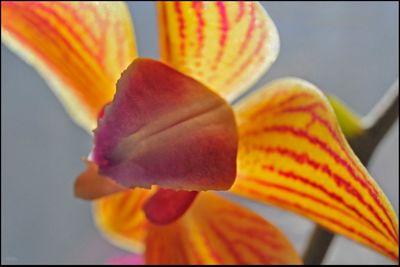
[2,1,398,264]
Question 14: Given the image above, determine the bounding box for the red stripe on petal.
[231,78,398,261]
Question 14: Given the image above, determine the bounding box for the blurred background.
[1,1,398,264]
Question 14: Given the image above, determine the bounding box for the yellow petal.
[1,1,137,132]
[145,193,301,264]
[230,78,399,262]
[93,188,153,253]
[157,1,279,101]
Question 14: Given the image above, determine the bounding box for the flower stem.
[303,80,399,264]
[351,79,399,164]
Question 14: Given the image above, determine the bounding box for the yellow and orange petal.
[231,78,398,261]
[93,188,154,253]
[1,1,137,132]
[157,1,279,102]
[146,193,302,264]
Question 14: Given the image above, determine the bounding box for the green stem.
[303,80,399,264]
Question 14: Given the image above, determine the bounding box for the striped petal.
[93,188,153,253]
[157,1,279,102]
[93,58,238,191]
[230,78,399,261]
[1,1,137,132]
[145,193,301,264]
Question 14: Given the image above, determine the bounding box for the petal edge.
[157,1,279,102]
[1,1,137,132]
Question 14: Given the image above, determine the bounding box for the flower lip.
[92,58,238,192]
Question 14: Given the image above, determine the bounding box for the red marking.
[192,2,205,59]
[174,2,186,57]
[208,221,246,264]
[277,102,333,134]
[273,103,393,232]
[73,2,109,66]
[7,3,103,111]
[253,166,393,242]
[159,2,172,62]
[219,218,285,250]
[276,170,391,239]
[114,20,126,71]
[211,217,291,264]
[249,91,316,120]
[235,2,245,22]
[35,3,103,67]
[97,15,106,70]
[277,102,327,114]
[241,173,367,229]
[92,6,111,69]
[274,98,347,151]
[262,164,275,172]
[226,22,267,85]
[250,142,397,242]
[186,234,205,264]
[278,102,372,188]
[277,91,316,106]
[238,189,398,261]
[239,2,256,54]
[211,2,229,70]
[70,2,104,27]
[15,3,104,83]
[57,2,100,45]
[248,89,369,199]
[175,232,190,263]
[217,2,229,47]
[217,208,268,228]
[233,239,273,264]
[199,228,225,264]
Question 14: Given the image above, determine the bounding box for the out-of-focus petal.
[1,1,137,132]
[145,193,302,264]
[157,1,279,102]
[93,189,153,253]
[327,94,364,138]
[74,160,127,200]
[143,189,198,225]
[106,254,144,265]
[93,58,238,191]
[231,78,399,261]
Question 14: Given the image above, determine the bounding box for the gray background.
[1,1,398,265]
